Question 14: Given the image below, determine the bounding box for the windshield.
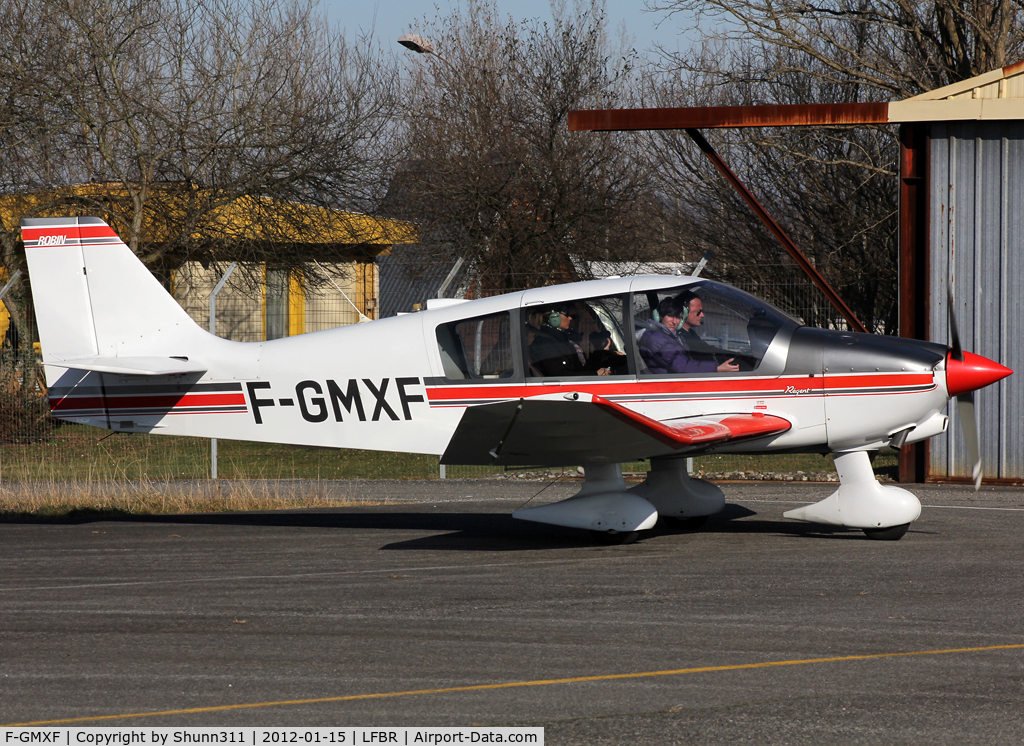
[633,280,798,374]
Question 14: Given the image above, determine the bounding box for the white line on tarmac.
[921,505,1024,511]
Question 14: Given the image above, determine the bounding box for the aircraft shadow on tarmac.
[16,502,895,551]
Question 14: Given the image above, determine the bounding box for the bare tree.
[645,47,901,331]
[0,0,401,287]
[642,2,1024,332]
[649,0,1024,97]
[391,0,672,293]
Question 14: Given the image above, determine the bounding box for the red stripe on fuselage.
[425,372,934,403]
[821,373,933,392]
[50,392,246,412]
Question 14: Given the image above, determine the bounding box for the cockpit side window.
[436,312,515,381]
[633,281,796,375]
[524,294,630,378]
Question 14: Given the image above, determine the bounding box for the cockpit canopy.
[433,278,800,382]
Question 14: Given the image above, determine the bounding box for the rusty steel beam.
[897,123,931,484]
[569,103,890,132]
[684,128,869,334]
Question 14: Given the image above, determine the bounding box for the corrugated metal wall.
[929,121,1024,480]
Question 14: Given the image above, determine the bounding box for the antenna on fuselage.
[690,249,714,277]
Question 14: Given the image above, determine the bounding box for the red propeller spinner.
[945,351,1013,397]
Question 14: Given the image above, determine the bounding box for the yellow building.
[172,260,382,342]
[0,188,417,343]
[0,268,15,344]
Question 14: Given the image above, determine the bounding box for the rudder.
[22,216,205,380]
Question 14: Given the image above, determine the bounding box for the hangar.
[570,62,1024,484]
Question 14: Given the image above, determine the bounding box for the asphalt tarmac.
[2,479,1024,743]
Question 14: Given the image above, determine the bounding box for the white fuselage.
[47,278,951,462]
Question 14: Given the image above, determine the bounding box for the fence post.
[209,263,238,480]
[0,270,22,302]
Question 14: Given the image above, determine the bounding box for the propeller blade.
[956,392,982,491]
[948,286,964,362]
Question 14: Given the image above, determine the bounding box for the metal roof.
[569,61,1024,131]
[1,186,418,248]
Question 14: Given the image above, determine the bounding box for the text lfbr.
[0,729,542,746]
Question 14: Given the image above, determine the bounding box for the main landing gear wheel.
[589,530,640,545]
[661,515,709,532]
[862,523,911,541]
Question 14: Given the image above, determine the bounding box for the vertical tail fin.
[22,217,207,380]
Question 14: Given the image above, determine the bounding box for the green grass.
[0,423,899,482]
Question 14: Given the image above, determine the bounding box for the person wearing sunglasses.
[638,291,739,374]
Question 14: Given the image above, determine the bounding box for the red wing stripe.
[590,394,791,449]
[714,413,793,439]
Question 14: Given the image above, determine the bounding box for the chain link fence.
[0,264,871,484]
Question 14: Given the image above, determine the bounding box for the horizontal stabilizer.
[45,356,207,376]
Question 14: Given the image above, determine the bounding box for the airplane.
[21,216,1012,542]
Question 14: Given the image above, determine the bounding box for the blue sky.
[320,0,694,57]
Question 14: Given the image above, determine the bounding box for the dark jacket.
[586,348,628,375]
[529,326,587,377]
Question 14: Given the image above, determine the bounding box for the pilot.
[529,306,587,377]
[638,292,739,374]
[587,329,627,376]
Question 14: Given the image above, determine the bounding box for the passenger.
[587,330,627,376]
[638,293,739,374]
[524,309,545,347]
[529,307,587,377]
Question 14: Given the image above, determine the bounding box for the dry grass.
[0,426,447,480]
[0,478,385,520]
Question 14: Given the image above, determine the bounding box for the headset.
[652,292,694,324]
[547,310,565,327]
[677,291,695,319]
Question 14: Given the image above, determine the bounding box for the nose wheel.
[661,515,709,531]
[589,529,640,544]
[783,451,921,539]
[862,523,910,541]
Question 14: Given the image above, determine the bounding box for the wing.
[440,392,791,466]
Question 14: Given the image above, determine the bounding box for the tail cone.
[945,351,1012,397]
